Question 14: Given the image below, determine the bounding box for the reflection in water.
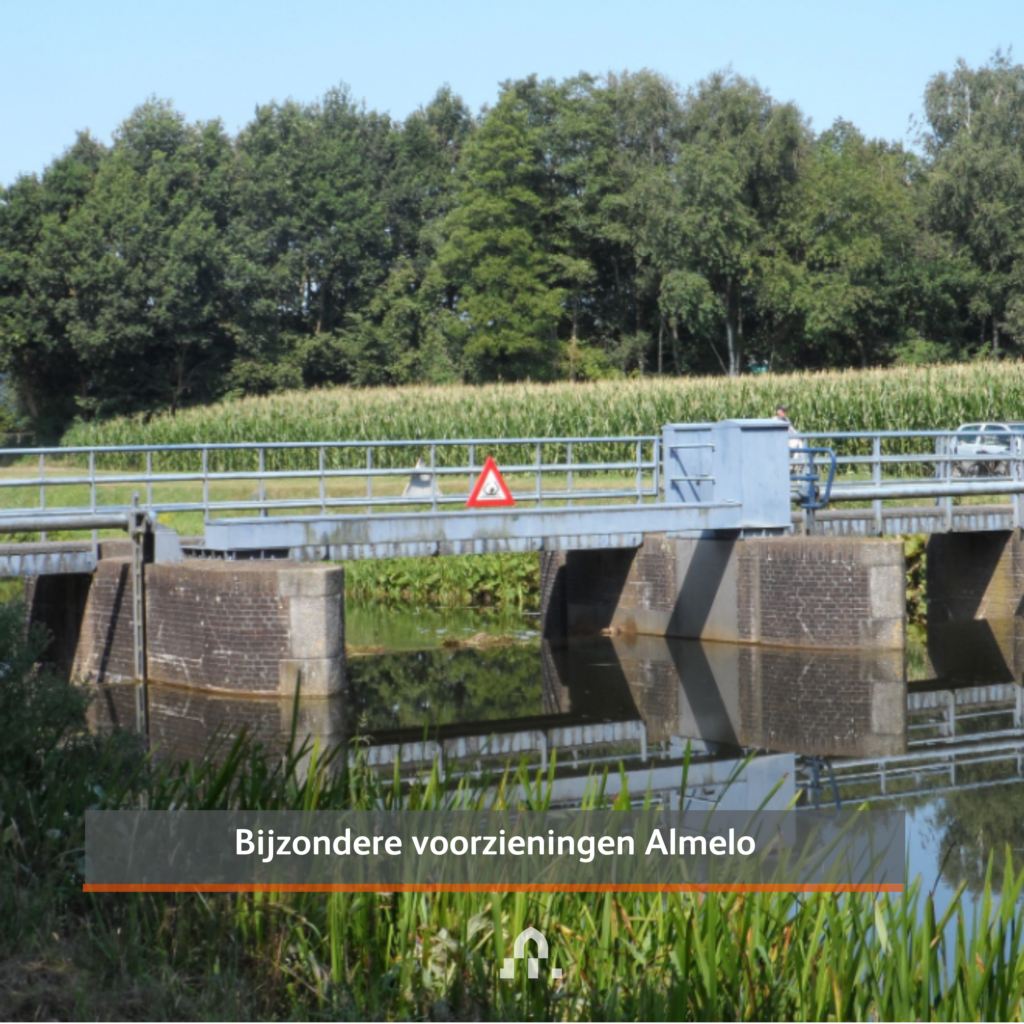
[932,782,1024,894]
[91,630,913,811]
[544,635,906,758]
[89,612,1024,890]
[89,683,345,764]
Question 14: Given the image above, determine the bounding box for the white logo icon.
[499,927,562,980]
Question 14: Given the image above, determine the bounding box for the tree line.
[1,52,1023,434]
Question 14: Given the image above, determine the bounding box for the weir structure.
[7,419,1024,703]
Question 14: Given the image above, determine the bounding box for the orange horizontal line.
[84,883,904,894]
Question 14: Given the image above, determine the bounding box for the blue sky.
[0,0,1017,185]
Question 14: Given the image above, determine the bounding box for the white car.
[950,422,1024,477]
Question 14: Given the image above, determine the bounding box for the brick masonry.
[27,558,345,696]
[737,537,905,649]
[544,533,906,650]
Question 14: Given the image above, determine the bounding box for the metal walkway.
[4,421,1024,570]
[0,420,793,567]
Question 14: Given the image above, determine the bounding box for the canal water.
[90,602,1024,902]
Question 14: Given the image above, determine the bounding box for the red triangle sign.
[466,456,515,508]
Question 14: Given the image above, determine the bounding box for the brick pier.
[27,557,344,695]
[542,534,906,650]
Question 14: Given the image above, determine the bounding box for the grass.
[5,599,1024,1021]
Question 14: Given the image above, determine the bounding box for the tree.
[58,101,235,417]
[340,86,474,385]
[923,51,1024,355]
[672,72,808,376]
[774,121,920,368]
[0,132,106,433]
[436,83,564,381]
[229,88,392,390]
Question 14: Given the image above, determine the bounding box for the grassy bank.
[4,602,1024,1021]
[61,363,1024,469]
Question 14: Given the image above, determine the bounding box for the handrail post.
[130,493,149,739]
[258,447,267,518]
[430,444,438,512]
[201,448,209,518]
[872,436,882,535]
[535,442,542,507]
[39,452,46,541]
[566,441,573,507]
[1011,434,1019,528]
[319,446,326,514]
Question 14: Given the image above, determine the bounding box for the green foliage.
[904,534,927,625]
[437,82,564,381]
[349,644,542,730]
[345,552,539,609]
[9,53,1024,434]
[923,50,1024,356]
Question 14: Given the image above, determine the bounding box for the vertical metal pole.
[39,452,46,541]
[430,444,438,512]
[366,449,373,512]
[943,433,954,531]
[567,441,574,507]
[468,444,476,500]
[90,450,98,549]
[131,494,148,738]
[319,447,326,513]
[1014,437,1023,530]
[202,448,209,517]
[535,442,542,507]
[872,436,882,535]
[145,450,153,509]
[635,440,642,503]
[653,436,660,500]
[258,448,267,517]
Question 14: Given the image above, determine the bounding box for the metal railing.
[0,435,661,524]
[800,684,1024,806]
[794,429,1024,532]
[797,429,1024,489]
[7,427,1024,537]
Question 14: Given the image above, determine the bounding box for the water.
[90,600,1024,898]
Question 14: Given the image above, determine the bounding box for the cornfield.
[58,362,1024,473]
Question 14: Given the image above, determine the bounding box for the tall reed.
[5,598,1024,1020]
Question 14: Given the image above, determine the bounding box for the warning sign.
[466,456,515,508]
